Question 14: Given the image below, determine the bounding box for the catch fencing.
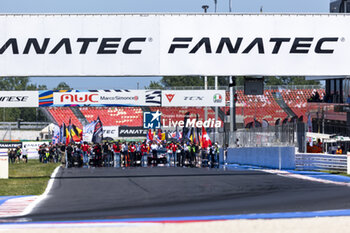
[228,124,299,148]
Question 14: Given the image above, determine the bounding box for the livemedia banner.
[0,14,349,76]
[162,90,225,107]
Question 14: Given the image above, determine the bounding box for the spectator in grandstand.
[81,142,89,165]
[308,91,321,102]
[336,146,343,155]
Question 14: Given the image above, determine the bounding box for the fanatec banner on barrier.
[0,91,39,108]
[162,90,226,107]
[0,14,349,76]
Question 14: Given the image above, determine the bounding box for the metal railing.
[295,153,347,172]
[0,122,50,130]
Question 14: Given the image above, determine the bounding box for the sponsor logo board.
[0,15,347,76]
[118,126,148,137]
[0,91,38,108]
[143,111,162,129]
[50,90,161,107]
[103,126,119,139]
[162,90,225,107]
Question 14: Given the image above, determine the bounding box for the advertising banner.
[22,141,50,159]
[0,91,38,108]
[118,126,148,138]
[0,14,349,76]
[0,142,22,149]
[39,90,161,107]
[162,90,225,107]
[103,126,119,139]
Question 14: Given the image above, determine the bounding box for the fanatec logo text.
[0,36,341,55]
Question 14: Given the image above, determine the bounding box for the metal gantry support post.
[229,76,236,132]
[204,76,208,122]
[214,76,218,143]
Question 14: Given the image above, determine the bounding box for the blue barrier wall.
[225,147,295,170]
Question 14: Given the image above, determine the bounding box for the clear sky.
[1,0,330,89]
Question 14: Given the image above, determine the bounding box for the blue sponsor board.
[143,111,161,129]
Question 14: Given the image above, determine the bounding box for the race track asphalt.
[7,166,350,221]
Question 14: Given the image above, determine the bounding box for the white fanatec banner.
[52,90,161,107]
[162,90,226,107]
[0,14,350,76]
[0,91,39,107]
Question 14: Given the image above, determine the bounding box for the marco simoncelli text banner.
[39,90,161,107]
[162,90,225,107]
[0,91,38,108]
[0,14,350,76]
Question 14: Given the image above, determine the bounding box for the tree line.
[0,77,71,122]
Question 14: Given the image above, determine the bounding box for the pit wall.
[221,147,296,170]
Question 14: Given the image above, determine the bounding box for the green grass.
[0,160,59,196]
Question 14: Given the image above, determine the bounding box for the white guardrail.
[295,153,349,173]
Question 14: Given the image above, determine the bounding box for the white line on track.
[261,169,350,187]
[20,165,61,216]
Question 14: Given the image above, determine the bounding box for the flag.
[262,119,269,128]
[245,122,253,128]
[65,127,71,145]
[182,112,190,141]
[254,120,262,128]
[186,126,192,141]
[161,133,166,141]
[157,128,162,141]
[83,121,96,143]
[147,128,153,142]
[59,123,66,144]
[275,118,281,126]
[52,124,60,144]
[71,124,82,142]
[92,117,103,144]
[175,126,181,141]
[201,126,212,148]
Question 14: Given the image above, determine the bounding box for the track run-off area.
[1,165,350,232]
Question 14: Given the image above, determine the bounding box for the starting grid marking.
[0,196,37,218]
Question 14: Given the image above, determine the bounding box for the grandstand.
[46,86,325,128]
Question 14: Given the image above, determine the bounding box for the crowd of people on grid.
[17,140,220,168]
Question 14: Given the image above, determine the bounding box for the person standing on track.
[66,143,74,167]
[103,142,112,167]
[150,141,158,163]
[129,142,136,166]
[112,142,121,167]
[81,142,90,165]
